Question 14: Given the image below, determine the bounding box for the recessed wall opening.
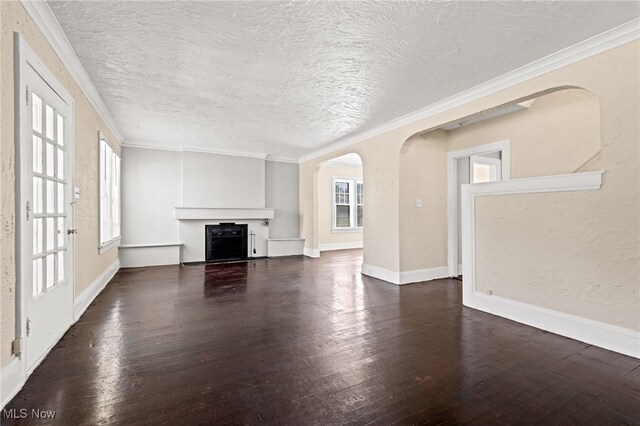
[314,153,364,254]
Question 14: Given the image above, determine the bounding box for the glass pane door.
[31,93,67,297]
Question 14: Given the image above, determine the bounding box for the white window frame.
[332,176,363,231]
[99,132,121,252]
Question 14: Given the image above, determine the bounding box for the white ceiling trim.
[299,18,640,163]
[19,0,123,142]
[123,141,301,163]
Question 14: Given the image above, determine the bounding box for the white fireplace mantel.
[174,207,275,220]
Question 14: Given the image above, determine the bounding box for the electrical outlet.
[415,198,423,208]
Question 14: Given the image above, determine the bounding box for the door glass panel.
[57,147,65,179]
[57,217,65,248]
[33,136,43,174]
[46,217,55,252]
[30,90,68,297]
[46,254,55,289]
[46,180,55,213]
[32,94,42,133]
[34,218,43,255]
[57,183,65,213]
[57,115,64,146]
[33,258,43,296]
[33,177,43,214]
[46,142,55,177]
[45,104,54,139]
[57,251,65,283]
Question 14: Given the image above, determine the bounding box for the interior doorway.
[447,141,510,277]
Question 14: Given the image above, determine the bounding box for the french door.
[19,49,74,372]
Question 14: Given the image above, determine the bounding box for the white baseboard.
[466,293,640,359]
[399,266,449,285]
[361,263,400,284]
[362,264,449,285]
[303,247,320,258]
[319,241,363,252]
[74,259,119,321]
[1,358,24,409]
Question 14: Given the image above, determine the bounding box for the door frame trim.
[14,33,76,380]
[446,140,510,277]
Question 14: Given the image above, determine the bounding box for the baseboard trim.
[73,260,119,321]
[399,266,449,285]
[303,247,320,258]
[361,263,400,284]
[319,241,363,252]
[361,264,450,285]
[466,293,640,359]
[1,358,24,409]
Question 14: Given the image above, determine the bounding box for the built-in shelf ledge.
[174,207,276,220]
[120,242,183,249]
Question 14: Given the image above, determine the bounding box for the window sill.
[331,228,363,234]
[99,237,121,254]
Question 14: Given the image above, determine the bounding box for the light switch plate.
[74,186,80,200]
[415,198,423,208]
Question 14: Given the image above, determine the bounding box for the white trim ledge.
[98,237,120,254]
[74,259,119,321]
[175,207,275,220]
[303,247,320,258]
[119,242,182,248]
[319,241,363,252]
[466,293,640,359]
[458,171,638,357]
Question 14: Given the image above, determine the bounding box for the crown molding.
[20,0,123,142]
[320,160,362,169]
[298,18,640,163]
[265,155,300,164]
[122,141,302,162]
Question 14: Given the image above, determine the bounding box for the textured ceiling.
[48,1,638,159]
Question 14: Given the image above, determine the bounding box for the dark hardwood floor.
[3,250,640,425]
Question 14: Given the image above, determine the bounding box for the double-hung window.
[333,177,363,229]
[99,133,121,249]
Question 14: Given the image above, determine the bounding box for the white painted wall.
[182,151,265,208]
[120,147,300,265]
[121,147,181,245]
[265,160,300,238]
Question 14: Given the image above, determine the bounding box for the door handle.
[67,229,78,235]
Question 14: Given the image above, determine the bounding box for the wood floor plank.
[2,250,639,425]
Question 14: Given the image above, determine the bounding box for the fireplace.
[205,224,248,262]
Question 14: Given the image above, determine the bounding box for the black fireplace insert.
[205,224,248,262]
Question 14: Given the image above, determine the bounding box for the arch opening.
[399,87,601,280]
[311,153,365,258]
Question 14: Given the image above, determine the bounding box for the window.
[333,178,363,229]
[99,133,121,248]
